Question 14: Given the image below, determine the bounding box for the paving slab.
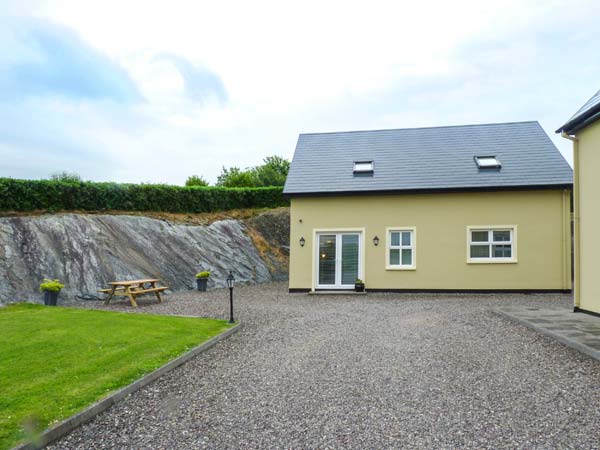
[496,306,600,361]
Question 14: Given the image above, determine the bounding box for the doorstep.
[308,290,368,296]
[495,306,600,362]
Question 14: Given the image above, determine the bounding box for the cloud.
[0,15,232,184]
[1,0,600,184]
[155,53,227,105]
[0,18,141,103]
[0,102,113,180]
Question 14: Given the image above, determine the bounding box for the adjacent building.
[557,90,600,315]
[284,121,573,293]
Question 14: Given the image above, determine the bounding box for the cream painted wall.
[575,120,600,313]
[289,190,572,291]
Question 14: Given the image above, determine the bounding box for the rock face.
[245,208,290,282]
[0,210,290,304]
[247,208,290,251]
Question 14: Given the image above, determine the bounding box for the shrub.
[0,178,288,213]
[195,271,211,279]
[49,172,82,183]
[185,175,209,187]
[39,279,65,292]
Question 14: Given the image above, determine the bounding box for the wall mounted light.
[299,237,306,247]
[373,235,380,246]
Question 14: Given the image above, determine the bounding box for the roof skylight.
[475,156,501,169]
[353,160,374,173]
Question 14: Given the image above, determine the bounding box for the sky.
[0,0,599,185]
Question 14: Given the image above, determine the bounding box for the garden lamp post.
[226,271,235,324]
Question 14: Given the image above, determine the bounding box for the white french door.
[316,232,362,289]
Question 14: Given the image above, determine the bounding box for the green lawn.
[0,303,232,449]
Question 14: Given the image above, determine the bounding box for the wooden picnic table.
[99,278,169,308]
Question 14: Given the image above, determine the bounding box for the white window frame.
[386,227,416,270]
[466,225,517,264]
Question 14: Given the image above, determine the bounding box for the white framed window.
[475,155,501,169]
[353,160,374,173]
[467,226,517,264]
[386,227,416,270]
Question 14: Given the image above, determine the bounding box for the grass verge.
[0,303,232,449]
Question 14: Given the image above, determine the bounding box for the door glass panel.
[318,235,336,285]
[341,234,359,285]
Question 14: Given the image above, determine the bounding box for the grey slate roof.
[284,121,573,196]
[556,89,600,134]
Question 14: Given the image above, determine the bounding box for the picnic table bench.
[99,279,169,308]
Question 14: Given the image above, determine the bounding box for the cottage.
[557,91,600,315]
[284,121,573,292]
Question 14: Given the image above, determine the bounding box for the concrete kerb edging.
[493,310,600,362]
[13,322,241,450]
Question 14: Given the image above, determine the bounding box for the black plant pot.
[196,278,208,292]
[44,290,60,306]
[355,283,365,293]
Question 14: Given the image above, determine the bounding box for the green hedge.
[0,178,288,213]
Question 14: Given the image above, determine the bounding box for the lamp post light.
[226,271,235,324]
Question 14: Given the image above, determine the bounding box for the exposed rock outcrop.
[245,207,290,281]
[0,209,289,303]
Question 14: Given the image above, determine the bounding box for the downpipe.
[561,132,580,309]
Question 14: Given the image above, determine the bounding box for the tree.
[254,156,290,187]
[216,167,257,187]
[49,171,82,183]
[185,175,209,187]
[215,155,290,188]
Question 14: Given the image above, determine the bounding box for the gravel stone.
[48,284,600,449]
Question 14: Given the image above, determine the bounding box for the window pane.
[471,231,489,242]
[341,234,359,285]
[401,231,411,246]
[470,244,490,258]
[390,232,400,247]
[389,249,400,265]
[492,244,512,258]
[354,161,373,172]
[493,230,511,242]
[401,249,412,266]
[476,156,500,168]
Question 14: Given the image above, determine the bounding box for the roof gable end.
[557,90,600,134]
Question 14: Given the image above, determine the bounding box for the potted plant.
[39,279,65,306]
[195,271,210,292]
[355,278,365,293]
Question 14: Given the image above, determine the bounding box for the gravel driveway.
[50,283,600,449]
